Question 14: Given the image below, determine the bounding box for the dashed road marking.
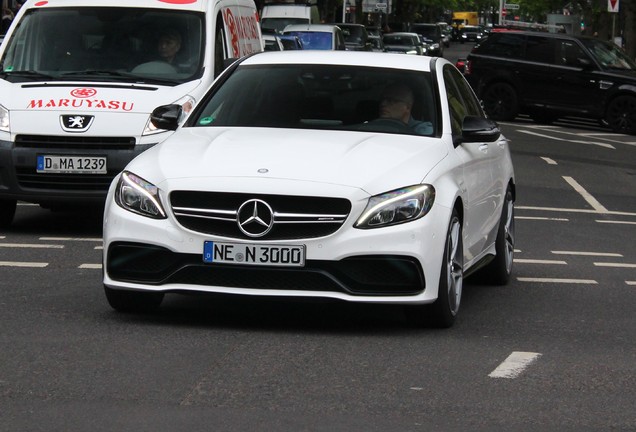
[0,261,48,268]
[517,277,598,284]
[541,157,558,165]
[40,237,102,242]
[552,250,623,257]
[489,352,542,379]
[518,130,615,149]
[594,262,636,268]
[515,216,569,221]
[626,281,636,286]
[596,219,636,225]
[0,243,64,249]
[515,259,567,265]
[79,264,102,269]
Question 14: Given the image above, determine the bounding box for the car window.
[477,33,524,59]
[192,64,438,137]
[525,36,555,64]
[443,65,482,135]
[285,31,333,50]
[581,38,636,71]
[557,40,588,67]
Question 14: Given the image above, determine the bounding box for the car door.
[443,65,500,261]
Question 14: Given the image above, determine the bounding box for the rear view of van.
[260,1,320,34]
[0,0,263,228]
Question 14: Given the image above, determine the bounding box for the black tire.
[406,210,463,328]
[480,187,515,285]
[482,82,519,121]
[0,199,17,229]
[605,95,636,135]
[104,286,164,313]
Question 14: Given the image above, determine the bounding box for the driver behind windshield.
[379,84,433,135]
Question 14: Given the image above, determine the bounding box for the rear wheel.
[605,95,636,135]
[482,82,518,121]
[0,199,17,229]
[406,210,463,328]
[104,286,164,313]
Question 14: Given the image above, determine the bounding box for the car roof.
[283,24,340,33]
[385,32,420,37]
[241,50,437,73]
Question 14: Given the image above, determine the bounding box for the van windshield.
[0,7,204,84]
[261,18,309,34]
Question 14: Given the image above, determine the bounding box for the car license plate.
[36,155,107,174]
[203,241,305,267]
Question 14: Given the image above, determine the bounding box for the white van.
[0,0,263,227]
[260,2,320,34]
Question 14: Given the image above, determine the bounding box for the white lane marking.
[16,202,38,206]
[0,243,64,249]
[540,157,558,165]
[94,246,103,250]
[515,216,569,221]
[562,176,608,213]
[596,220,636,225]
[39,237,102,242]
[517,277,598,284]
[594,262,636,268]
[0,261,48,268]
[626,281,636,286]
[552,250,623,257]
[518,130,615,149]
[0,236,5,239]
[489,352,542,379]
[515,259,567,265]
[79,264,102,269]
[517,205,636,217]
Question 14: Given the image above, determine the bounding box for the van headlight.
[115,171,167,219]
[355,185,435,229]
[0,105,9,132]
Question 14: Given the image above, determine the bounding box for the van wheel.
[0,199,17,228]
[482,83,518,121]
[606,95,636,135]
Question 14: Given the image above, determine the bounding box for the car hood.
[129,127,448,196]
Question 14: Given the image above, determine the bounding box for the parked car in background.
[437,22,452,47]
[383,32,426,55]
[459,25,485,44]
[409,23,444,56]
[465,31,636,134]
[282,24,346,50]
[263,34,285,51]
[102,51,515,328]
[336,23,372,51]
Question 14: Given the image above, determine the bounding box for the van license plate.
[37,155,107,174]
[203,241,305,267]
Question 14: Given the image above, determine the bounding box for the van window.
[1,7,204,84]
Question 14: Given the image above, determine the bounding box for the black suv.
[465,31,636,134]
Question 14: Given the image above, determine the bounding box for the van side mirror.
[150,104,182,131]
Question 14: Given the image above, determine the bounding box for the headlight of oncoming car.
[115,171,167,219]
[355,185,435,229]
[0,104,9,132]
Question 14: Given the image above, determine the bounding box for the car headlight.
[432,43,440,49]
[355,185,435,229]
[143,95,195,136]
[0,104,9,132]
[114,171,167,219]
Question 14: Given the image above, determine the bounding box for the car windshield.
[341,26,365,44]
[384,35,416,46]
[0,7,204,84]
[413,26,437,38]
[284,31,333,50]
[581,38,636,71]
[191,64,437,137]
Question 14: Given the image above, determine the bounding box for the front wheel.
[482,82,519,121]
[605,95,636,135]
[479,187,515,285]
[104,286,164,313]
[405,210,463,328]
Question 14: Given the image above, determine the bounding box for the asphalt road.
[1,44,635,431]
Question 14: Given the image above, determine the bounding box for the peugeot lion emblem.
[60,115,95,132]
[237,199,274,237]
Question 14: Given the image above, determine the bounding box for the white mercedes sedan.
[102,51,515,328]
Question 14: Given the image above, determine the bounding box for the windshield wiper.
[0,70,55,80]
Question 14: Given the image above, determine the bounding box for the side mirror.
[456,115,501,144]
[150,104,182,131]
